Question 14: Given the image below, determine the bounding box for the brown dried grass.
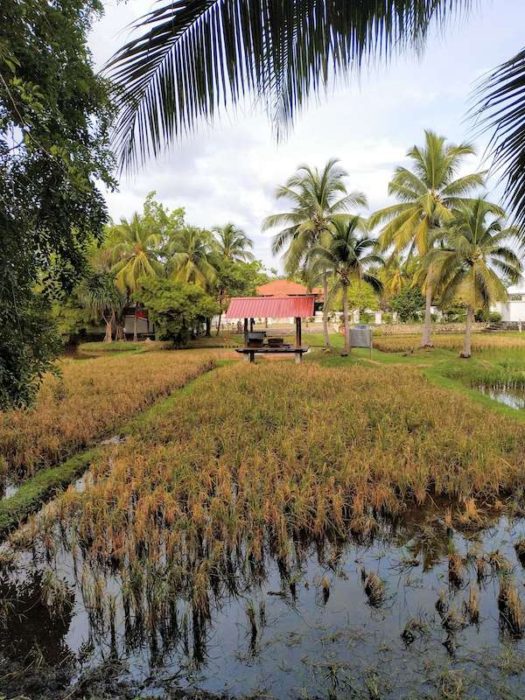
[0,350,216,478]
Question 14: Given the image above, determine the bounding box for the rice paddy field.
[373,332,525,354]
[0,350,216,483]
[4,334,525,698]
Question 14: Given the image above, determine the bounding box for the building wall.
[493,300,525,323]
[123,315,152,335]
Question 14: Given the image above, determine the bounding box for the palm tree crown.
[265,158,366,272]
[213,223,254,262]
[109,214,162,293]
[167,226,217,288]
[308,216,383,292]
[371,130,485,255]
[476,47,525,231]
[425,199,522,311]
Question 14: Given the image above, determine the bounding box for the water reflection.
[1,510,525,698]
[476,382,525,409]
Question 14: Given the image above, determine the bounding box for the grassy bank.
[0,449,100,537]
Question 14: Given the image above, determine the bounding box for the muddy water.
[2,512,525,698]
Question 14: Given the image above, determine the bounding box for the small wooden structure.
[225,295,315,363]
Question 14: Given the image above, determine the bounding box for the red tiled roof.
[257,280,310,296]
[225,295,315,319]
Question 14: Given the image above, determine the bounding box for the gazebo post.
[295,316,302,364]
[250,317,255,332]
[243,318,248,345]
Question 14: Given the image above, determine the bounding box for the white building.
[493,280,525,323]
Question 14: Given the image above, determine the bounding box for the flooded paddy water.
[2,508,525,699]
[476,382,525,410]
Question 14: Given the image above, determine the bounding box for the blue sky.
[89,0,525,267]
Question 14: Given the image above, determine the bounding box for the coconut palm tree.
[424,199,522,358]
[308,216,383,356]
[370,130,485,347]
[167,226,218,336]
[108,214,163,340]
[213,223,254,262]
[264,159,366,348]
[106,0,470,169]
[79,270,124,343]
[167,226,217,287]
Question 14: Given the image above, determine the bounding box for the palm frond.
[107,0,471,169]
[475,47,525,232]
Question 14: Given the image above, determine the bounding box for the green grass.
[77,340,169,355]
[0,448,100,537]
[308,335,525,422]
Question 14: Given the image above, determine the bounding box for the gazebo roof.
[225,295,315,319]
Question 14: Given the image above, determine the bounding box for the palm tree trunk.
[104,319,112,343]
[461,305,474,358]
[133,313,138,342]
[341,284,350,356]
[421,285,433,347]
[322,272,331,349]
[216,312,222,336]
[205,317,211,337]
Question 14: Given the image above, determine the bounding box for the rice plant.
[0,350,215,479]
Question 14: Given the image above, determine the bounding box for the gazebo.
[225,295,315,363]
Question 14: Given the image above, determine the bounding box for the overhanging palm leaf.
[476,48,525,231]
[107,0,470,168]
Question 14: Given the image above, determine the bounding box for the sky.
[89,0,525,268]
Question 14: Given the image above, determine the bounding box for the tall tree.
[370,130,484,347]
[0,0,114,407]
[213,223,254,262]
[109,214,162,340]
[105,0,470,168]
[79,270,124,343]
[167,227,217,287]
[308,216,383,355]
[424,199,522,358]
[167,226,217,334]
[264,159,366,348]
[211,224,255,334]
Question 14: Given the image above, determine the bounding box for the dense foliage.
[0,0,114,407]
[390,287,426,323]
[138,278,219,345]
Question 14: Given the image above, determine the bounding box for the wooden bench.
[236,346,309,363]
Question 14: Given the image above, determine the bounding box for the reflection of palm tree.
[370,130,484,347]
[106,1,469,168]
[308,216,383,355]
[264,159,366,349]
[109,214,162,340]
[424,198,522,358]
